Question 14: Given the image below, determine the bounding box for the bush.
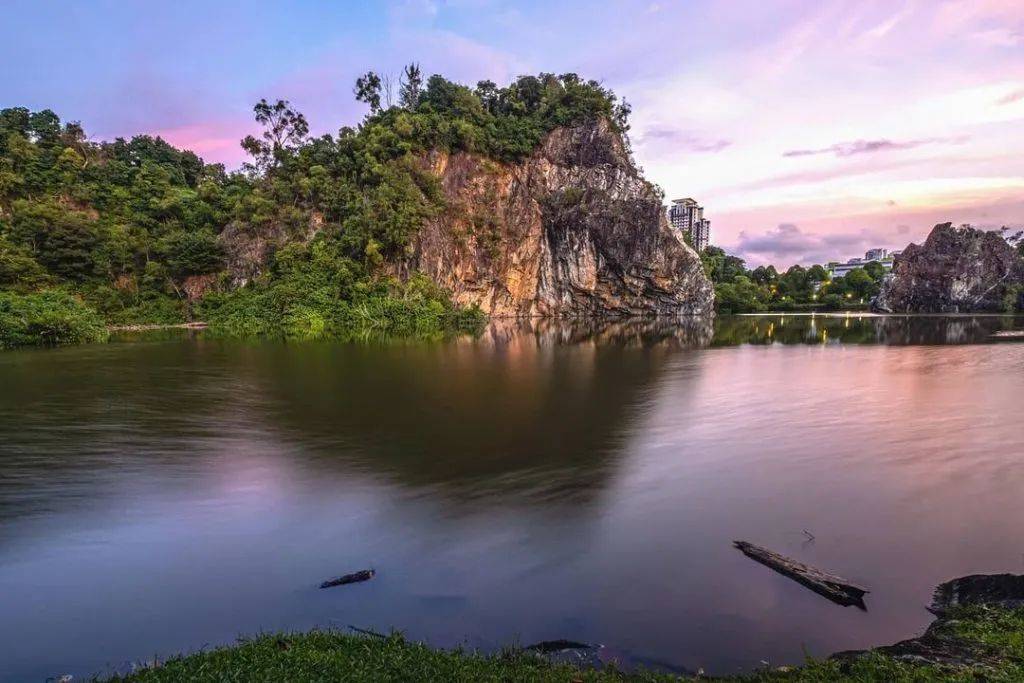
[0,289,108,348]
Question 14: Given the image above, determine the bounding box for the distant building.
[668,198,711,252]
[829,248,894,278]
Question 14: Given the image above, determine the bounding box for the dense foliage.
[0,289,107,348]
[701,246,889,314]
[0,70,626,346]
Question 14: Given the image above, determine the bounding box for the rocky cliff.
[874,223,1024,313]
[390,119,714,317]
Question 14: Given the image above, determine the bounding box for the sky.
[3,0,1023,267]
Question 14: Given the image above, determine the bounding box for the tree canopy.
[700,246,890,313]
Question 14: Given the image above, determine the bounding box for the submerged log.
[733,541,868,608]
[523,640,596,653]
[320,569,375,589]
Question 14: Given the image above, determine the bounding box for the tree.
[863,260,887,281]
[475,80,498,113]
[240,99,309,175]
[354,71,383,115]
[751,265,778,285]
[613,98,632,134]
[510,75,543,113]
[157,229,224,277]
[399,63,423,110]
[716,276,766,314]
[10,202,99,281]
[807,264,829,283]
[701,246,747,283]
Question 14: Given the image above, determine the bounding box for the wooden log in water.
[733,541,868,607]
[523,640,596,653]
[320,569,375,589]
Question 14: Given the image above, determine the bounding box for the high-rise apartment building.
[668,198,711,252]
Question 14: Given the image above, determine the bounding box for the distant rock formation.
[874,223,1024,313]
[393,119,714,318]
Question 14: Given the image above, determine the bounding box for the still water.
[2,314,1023,681]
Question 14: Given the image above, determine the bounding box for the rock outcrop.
[834,574,1024,671]
[393,119,714,317]
[874,223,1024,313]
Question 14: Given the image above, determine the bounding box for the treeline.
[700,247,888,313]
[0,69,627,346]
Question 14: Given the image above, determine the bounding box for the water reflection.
[1,315,1023,681]
[713,313,1021,346]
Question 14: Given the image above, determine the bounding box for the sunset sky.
[4,0,1023,266]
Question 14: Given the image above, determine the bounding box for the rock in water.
[392,119,714,317]
[929,573,1024,614]
[874,223,1024,313]
[832,573,1024,671]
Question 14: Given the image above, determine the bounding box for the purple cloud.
[731,223,911,266]
[638,127,732,153]
[783,136,969,158]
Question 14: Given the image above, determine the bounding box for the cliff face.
[874,223,1024,313]
[392,119,714,317]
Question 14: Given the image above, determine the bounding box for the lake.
[2,314,1023,681]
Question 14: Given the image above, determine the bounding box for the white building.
[668,198,711,252]
[829,249,894,278]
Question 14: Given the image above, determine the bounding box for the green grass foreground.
[106,606,1024,683]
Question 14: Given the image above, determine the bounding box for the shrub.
[0,289,108,348]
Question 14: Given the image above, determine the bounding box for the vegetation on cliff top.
[0,69,627,346]
[105,605,1024,682]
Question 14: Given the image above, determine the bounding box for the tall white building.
[668,198,711,252]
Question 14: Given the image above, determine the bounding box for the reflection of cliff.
[0,322,710,524]
[243,320,700,503]
[480,316,714,348]
[712,314,1014,346]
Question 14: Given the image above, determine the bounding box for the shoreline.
[107,322,209,332]
[102,574,1024,682]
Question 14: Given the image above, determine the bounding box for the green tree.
[751,265,778,285]
[354,72,383,114]
[399,63,423,110]
[157,229,224,277]
[241,99,309,175]
[864,260,887,281]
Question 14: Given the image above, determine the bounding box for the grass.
[104,607,1024,682]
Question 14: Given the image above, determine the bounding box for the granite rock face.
[393,119,714,317]
[874,223,1024,313]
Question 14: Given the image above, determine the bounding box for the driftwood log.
[733,541,868,608]
[523,640,596,653]
[320,569,375,589]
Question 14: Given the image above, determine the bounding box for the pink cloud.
[716,195,1024,268]
[996,88,1024,105]
[153,118,257,168]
